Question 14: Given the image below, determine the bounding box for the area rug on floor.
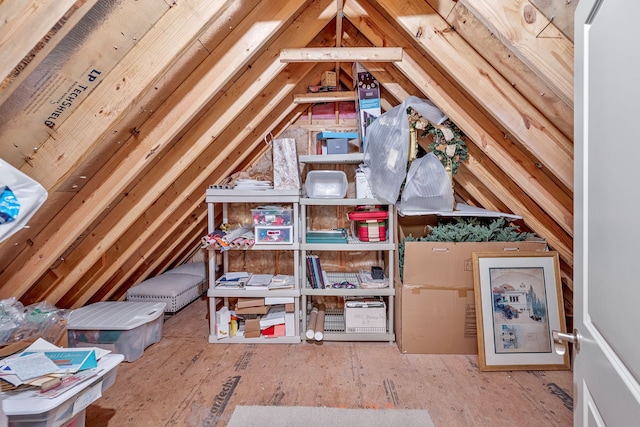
[226,405,435,427]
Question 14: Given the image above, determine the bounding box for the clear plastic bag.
[400,152,454,212]
[0,158,48,243]
[364,96,447,204]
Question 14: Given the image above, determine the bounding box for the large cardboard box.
[395,214,547,354]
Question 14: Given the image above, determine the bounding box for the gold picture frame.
[472,251,570,372]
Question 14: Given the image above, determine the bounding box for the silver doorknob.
[552,329,580,355]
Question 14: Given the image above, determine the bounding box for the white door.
[573,0,640,425]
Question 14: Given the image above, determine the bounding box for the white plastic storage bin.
[3,354,123,427]
[305,170,347,198]
[67,302,166,362]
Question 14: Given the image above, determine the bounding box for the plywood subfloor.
[85,297,573,426]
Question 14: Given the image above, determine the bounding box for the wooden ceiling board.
[529,0,578,42]
[0,0,576,307]
[370,0,573,192]
[460,0,574,106]
[0,0,320,302]
[447,3,573,139]
[1,0,172,179]
[343,0,573,238]
[33,1,336,306]
[0,0,87,91]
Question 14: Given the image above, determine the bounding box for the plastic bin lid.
[68,301,166,330]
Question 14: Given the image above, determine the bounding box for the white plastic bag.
[364,96,447,204]
[0,158,47,243]
[400,152,454,212]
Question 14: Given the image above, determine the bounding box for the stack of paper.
[0,338,110,395]
[215,271,250,289]
[245,274,273,291]
[268,274,295,290]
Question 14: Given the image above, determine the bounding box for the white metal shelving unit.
[205,187,301,344]
[299,153,396,343]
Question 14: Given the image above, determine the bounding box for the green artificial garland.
[407,107,469,175]
[398,218,535,280]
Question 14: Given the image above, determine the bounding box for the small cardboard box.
[237,297,265,308]
[236,305,270,315]
[244,317,261,338]
[395,214,547,354]
[321,70,337,87]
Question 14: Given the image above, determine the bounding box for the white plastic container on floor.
[3,353,123,427]
[67,302,166,362]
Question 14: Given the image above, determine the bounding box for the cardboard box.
[236,305,270,315]
[395,214,547,354]
[244,317,261,338]
[352,62,381,151]
[321,70,337,87]
[396,285,478,354]
[237,297,265,308]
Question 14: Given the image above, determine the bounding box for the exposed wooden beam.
[446,3,573,139]
[460,0,574,106]
[0,0,100,105]
[0,0,83,84]
[370,0,573,192]
[0,0,327,303]
[293,91,355,103]
[36,2,336,306]
[279,47,403,62]
[343,1,573,238]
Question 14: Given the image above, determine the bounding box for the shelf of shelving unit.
[298,154,396,343]
[298,153,365,165]
[206,187,301,344]
[308,308,395,342]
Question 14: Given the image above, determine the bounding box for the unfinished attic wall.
[217,105,376,287]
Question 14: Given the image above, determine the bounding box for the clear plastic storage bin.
[305,170,347,198]
[67,302,166,362]
[254,225,294,244]
[251,206,293,225]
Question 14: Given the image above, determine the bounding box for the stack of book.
[305,254,327,288]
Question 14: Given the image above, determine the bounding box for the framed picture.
[472,251,570,371]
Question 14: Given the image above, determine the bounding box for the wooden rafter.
[280,47,403,62]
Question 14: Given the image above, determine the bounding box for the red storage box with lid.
[348,208,388,242]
